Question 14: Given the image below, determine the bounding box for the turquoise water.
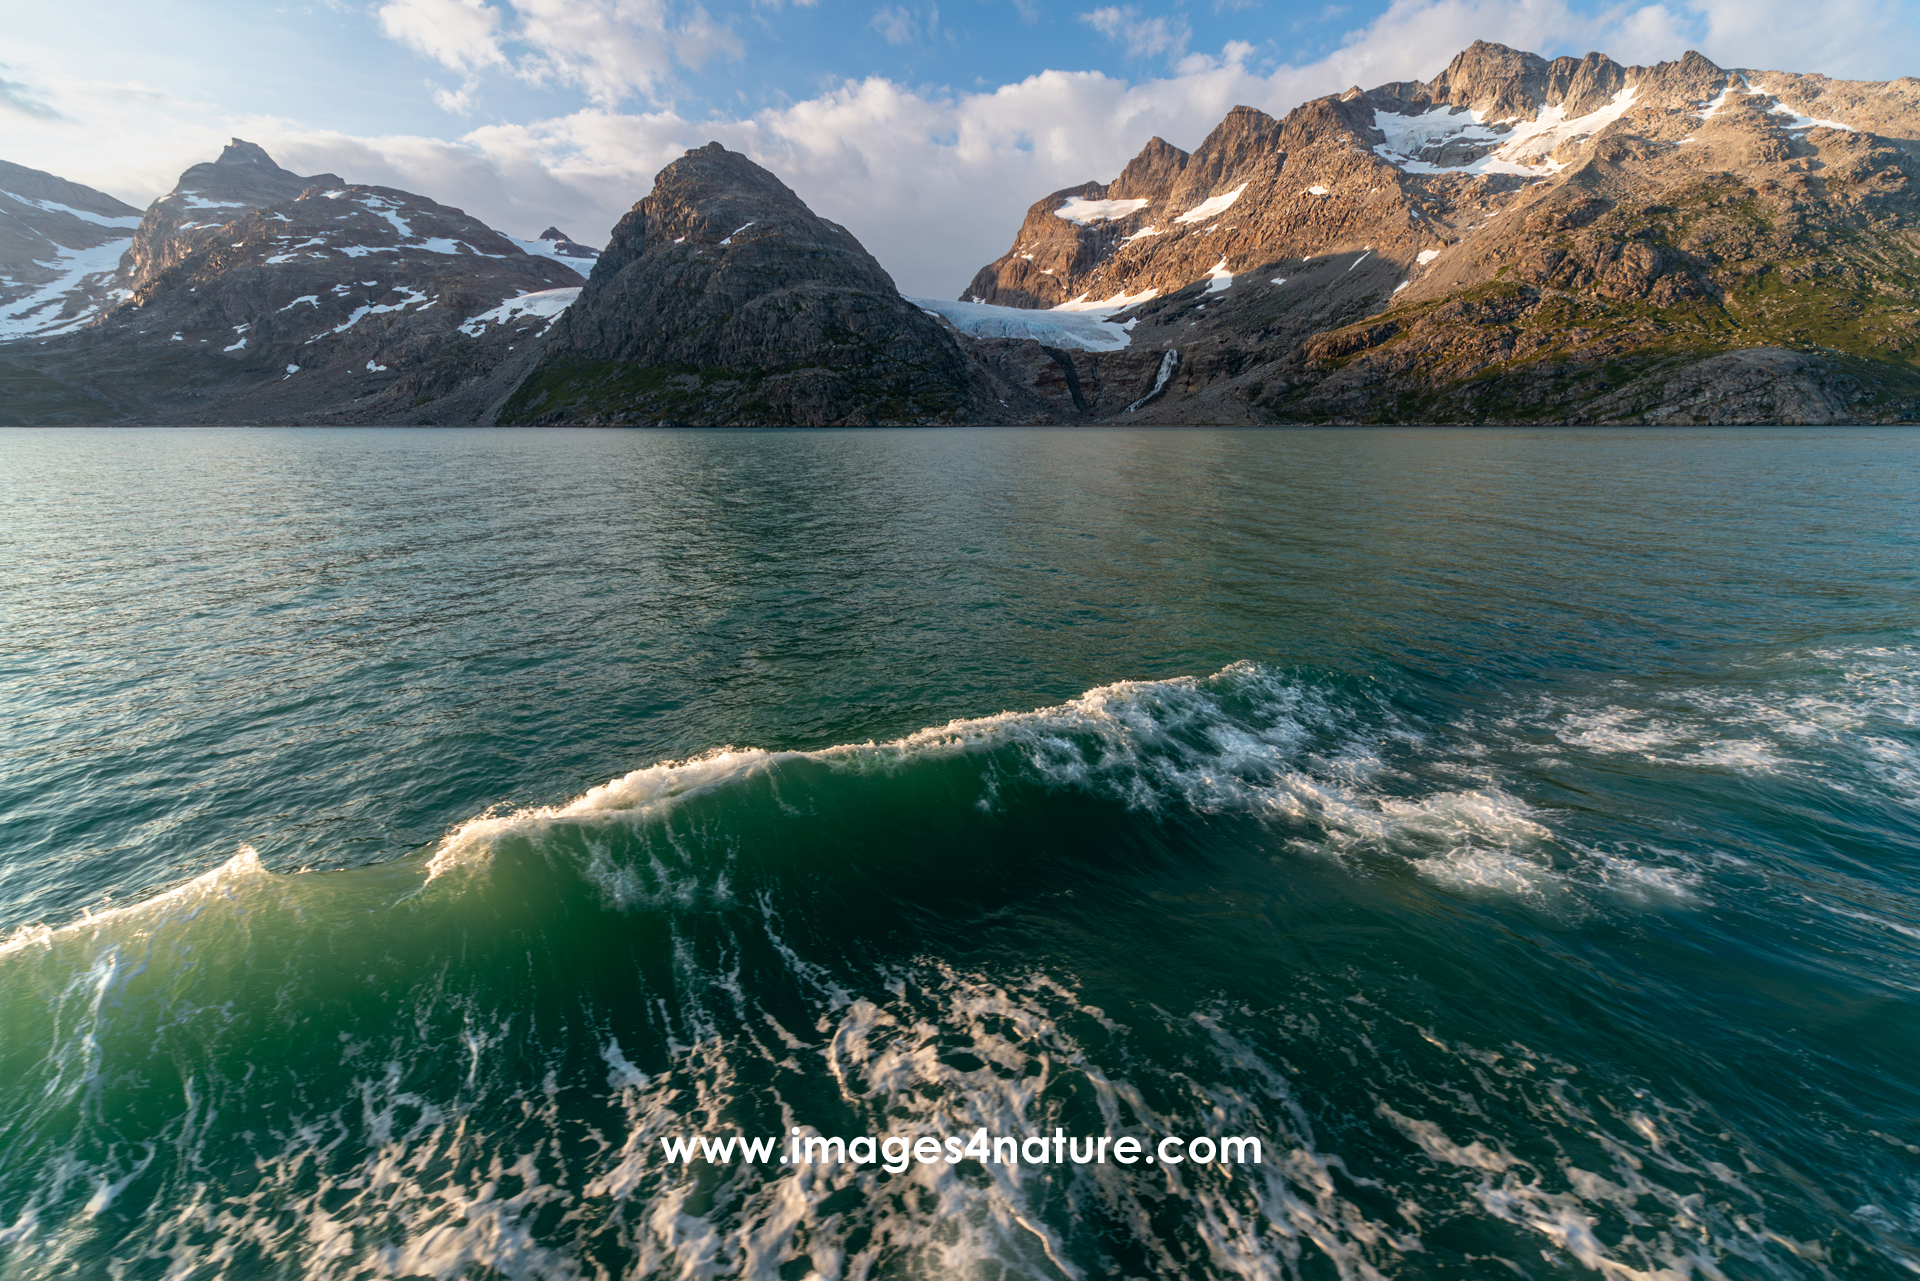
[2,425,1917,1280]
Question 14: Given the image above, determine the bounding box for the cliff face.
[502,143,995,425]
[961,43,1920,425]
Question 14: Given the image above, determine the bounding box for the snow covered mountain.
[8,42,1920,426]
[3,141,591,423]
[0,161,143,341]
[124,140,346,293]
[962,42,1920,423]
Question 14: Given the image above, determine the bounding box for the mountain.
[1,141,585,424]
[500,143,1009,425]
[124,140,345,293]
[523,227,601,262]
[8,44,1920,426]
[0,161,143,341]
[963,43,1920,423]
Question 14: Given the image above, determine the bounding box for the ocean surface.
[2,425,1917,1281]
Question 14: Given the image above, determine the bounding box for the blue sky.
[8,0,1920,294]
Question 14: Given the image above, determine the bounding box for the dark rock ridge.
[0,160,143,339]
[959,41,1920,424]
[502,143,1004,425]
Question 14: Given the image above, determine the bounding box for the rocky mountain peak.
[127,140,345,291]
[216,139,280,168]
[1429,40,1553,119]
[505,141,982,424]
[1109,137,1189,200]
[531,226,600,260]
[630,142,828,253]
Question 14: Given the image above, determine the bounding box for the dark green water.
[2,426,1918,1280]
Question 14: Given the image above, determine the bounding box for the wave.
[2,660,1916,1278]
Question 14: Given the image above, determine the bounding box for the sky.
[7,0,1920,296]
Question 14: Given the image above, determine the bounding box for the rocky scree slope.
[502,143,1015,425]
[966,43,1920,424]
[0,161,143,340]
[1,143,588,424]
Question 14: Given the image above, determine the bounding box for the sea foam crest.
[422,662,1570,904]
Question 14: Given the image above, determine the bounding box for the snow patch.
[278,295,320,311]
[1120,224,1162,244]
[223,337,247,352]
[1052,287,1159,312]
[457,286,582,337]
[908,297,1133,351]
[517,237,595,265]
[366,359,388,372]
[1417,249,1441,265]
[719,221,754,245]
[1174,184,1247,225]
[1756,88,1856,132]
[1,192,142,229]
[312,286,433,340]
[1054,196,1150,225]
[409,237,505,257]
[1205,257,1233,292]
[1306,185,1331,197]
[1372,86,1640,178]
[0,238,133,340]
[1697,79,1746,119]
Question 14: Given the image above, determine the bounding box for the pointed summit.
[125,140,346,290]
[216,139,279,167]
[507,142,978,424]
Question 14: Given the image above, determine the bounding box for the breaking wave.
[1,660,1916,1279]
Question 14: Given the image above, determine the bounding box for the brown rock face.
[958,41,1920,426]
[504,143,994,425]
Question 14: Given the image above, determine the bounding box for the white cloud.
[376,0,507,74]
[0,69,65,121]
[1078,6,1192,61]
[871,5,921,44]
[374,0,743,106]
[13,0,1920,305]
[432,78,484,114]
